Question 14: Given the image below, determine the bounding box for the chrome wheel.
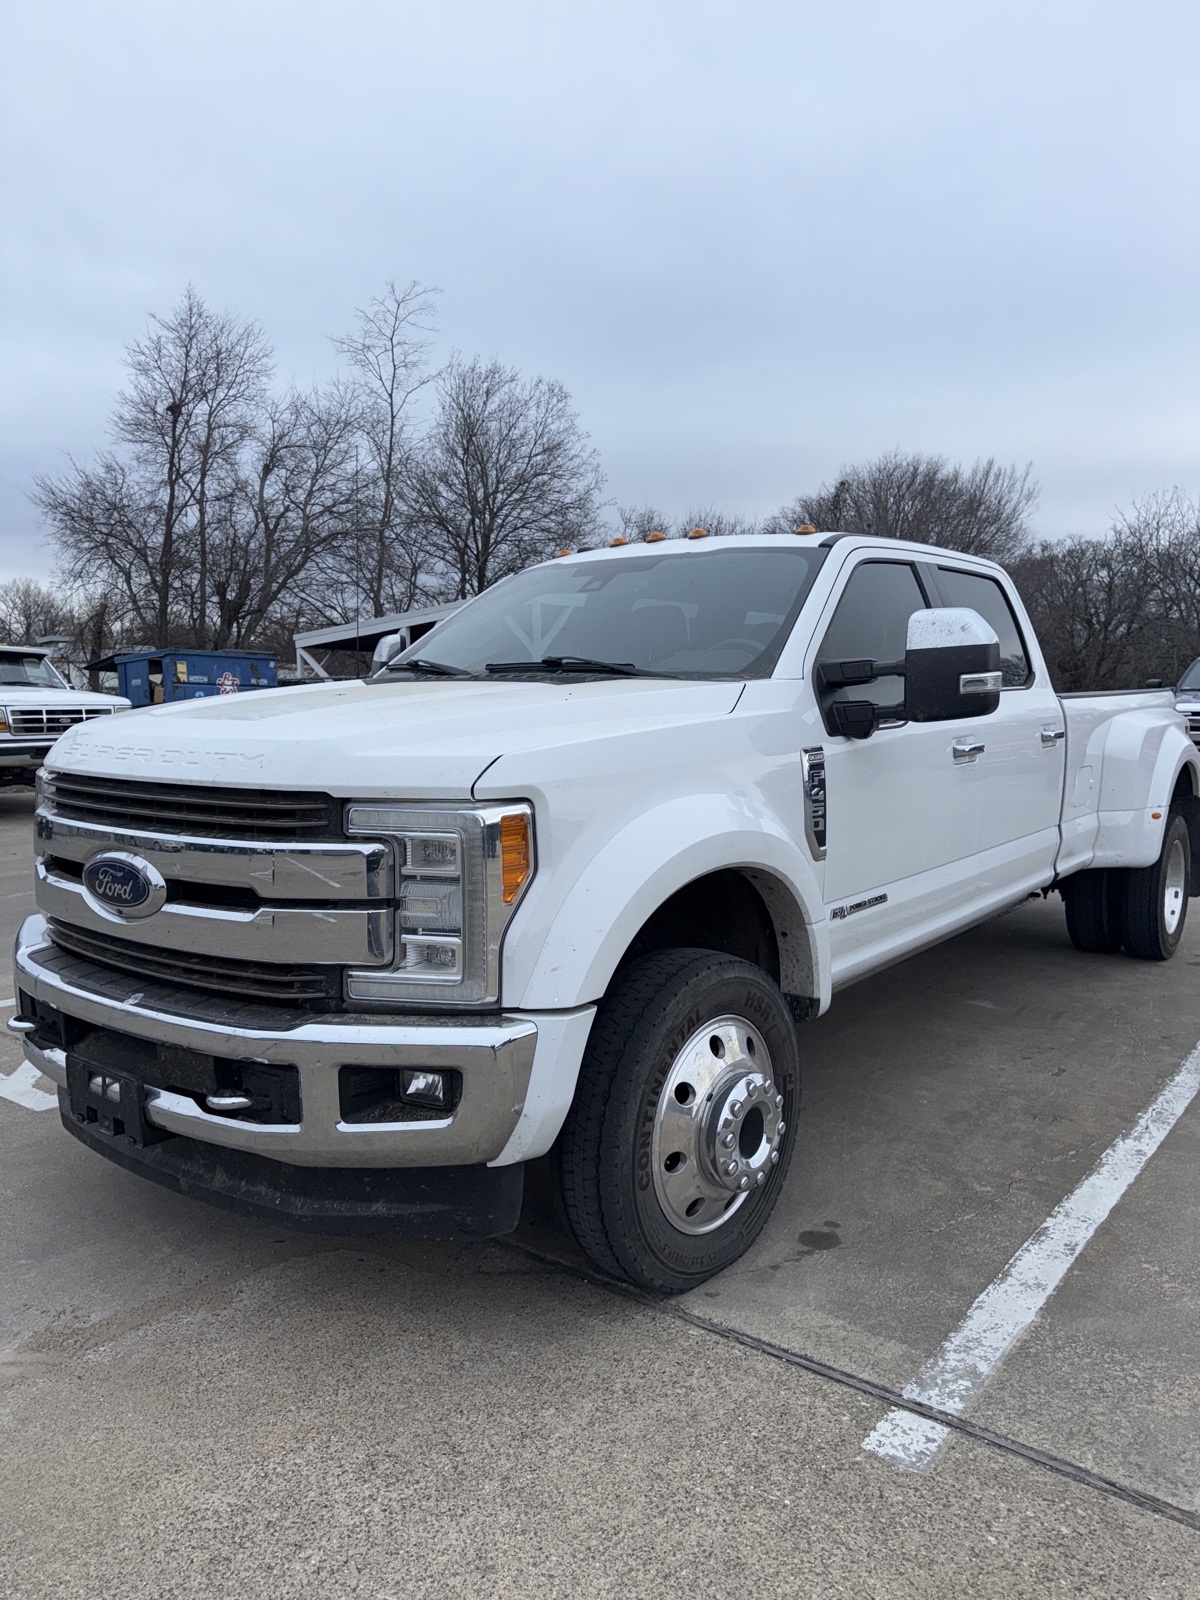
[1164,835,1187,935]
[651,1014,785,1236]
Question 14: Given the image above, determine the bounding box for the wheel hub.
[1164,836,1187,936]
[651,1016,786,1236]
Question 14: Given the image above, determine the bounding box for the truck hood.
[0,687,129,709]
[46,676,744,797]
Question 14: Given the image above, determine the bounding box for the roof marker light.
[610,536,628,546]
[554,548,572,558]
[796,524,816,534]
[687,527,709,539]
[645,531,666,542]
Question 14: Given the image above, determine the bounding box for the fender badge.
[830,893,888,922]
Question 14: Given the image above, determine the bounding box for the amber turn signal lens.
[500,812,532,904]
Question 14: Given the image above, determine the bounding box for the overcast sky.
[2,0,1197,584]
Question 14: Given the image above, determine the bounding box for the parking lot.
[1,787,1197,1599]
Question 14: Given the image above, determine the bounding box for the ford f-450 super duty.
[12,534,1200,1291]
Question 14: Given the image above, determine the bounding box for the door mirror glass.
[904,608,1001,722]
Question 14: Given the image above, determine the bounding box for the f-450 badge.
[830,893,888,921]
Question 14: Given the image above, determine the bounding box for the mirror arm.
[819,657,905,691]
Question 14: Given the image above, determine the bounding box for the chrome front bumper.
[14,914,558,1169]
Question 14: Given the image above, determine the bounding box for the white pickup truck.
[13,534,1200,1291]
[0,645,129,785]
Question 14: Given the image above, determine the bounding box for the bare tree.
[408,358,605,598]
[329,281,439,616]
[204,385,362,647]
[0,578,77,644]
[614,504,670,541]
[33,287,271,646]
[769,451,1038,563]
[674,507,760,539]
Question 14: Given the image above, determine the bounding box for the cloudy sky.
[2,0,1197,583]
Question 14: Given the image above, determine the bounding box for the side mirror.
[371,632,408,673]
[904,608,1001,722]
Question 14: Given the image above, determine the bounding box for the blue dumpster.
[88,651,278,709]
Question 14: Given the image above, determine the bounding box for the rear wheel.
[555,948,800,1293]
[1119,812,1190,961]
[1062,869,1124,954]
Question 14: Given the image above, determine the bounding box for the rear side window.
[816,561,929,709]
[936,568,1032,687]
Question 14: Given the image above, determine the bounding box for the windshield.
[0,653,68,688]
[395,547,827,678]
[1177,660,1200,692]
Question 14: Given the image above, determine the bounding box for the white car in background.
[1175,658,1200,746]
[0,646,129,786]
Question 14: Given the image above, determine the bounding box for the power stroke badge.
[829,893,888,921]
[81,853,168,919]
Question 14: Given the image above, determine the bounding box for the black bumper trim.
[59,1099,524,1238]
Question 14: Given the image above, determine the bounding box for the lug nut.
[775,1093,784,1108]
[770,1151,779,1165]
[756,1172,766,1186]
[730,1101,743,1119]
[739,1175,751,1190]
[721,1131,735,1148]
[777,1121,785,1136]
[724,1159,738,1176]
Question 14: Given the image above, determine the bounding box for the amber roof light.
[796,524,817,534]
[645,531,666,542]
[687,527,709,540]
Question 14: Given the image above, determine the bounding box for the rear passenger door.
[929,563,1065,893]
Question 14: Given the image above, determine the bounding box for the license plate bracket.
[65,1057,171,1147]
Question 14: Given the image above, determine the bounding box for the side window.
[815,561,929,710]
[936,568,1032,687]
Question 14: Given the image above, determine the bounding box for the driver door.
[813,558,984,986]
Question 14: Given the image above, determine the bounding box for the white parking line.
[863,1043,1200,1472]
[0,1061,58,1111]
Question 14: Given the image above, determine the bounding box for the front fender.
[1091,717,1200,870]
[505,794,827,1011]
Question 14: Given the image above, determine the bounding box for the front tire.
[1120,812,1191,960]
[555,948,800,1293]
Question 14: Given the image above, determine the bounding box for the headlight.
[344,803,534,1006]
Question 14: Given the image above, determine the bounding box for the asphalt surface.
[1,788,1198,1598]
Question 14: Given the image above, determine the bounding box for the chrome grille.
[47,919,342,1007]
[7,706,117,738]
[45,773,338,841]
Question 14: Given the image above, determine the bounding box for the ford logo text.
[81,853,167,920]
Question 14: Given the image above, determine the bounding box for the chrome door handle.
[952,739,985,763]
[1041,727,1066,747]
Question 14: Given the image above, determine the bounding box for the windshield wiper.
[383,658,472,678]
[485,655,650,677]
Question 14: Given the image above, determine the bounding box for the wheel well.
[618,870,782,986]
[1171,765,1200,890]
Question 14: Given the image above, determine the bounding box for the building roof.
[293,601,463,655]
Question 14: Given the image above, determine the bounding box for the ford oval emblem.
[81,853,167,920]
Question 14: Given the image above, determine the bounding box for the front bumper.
[0,742,52,769]
[14,915,591,1174]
